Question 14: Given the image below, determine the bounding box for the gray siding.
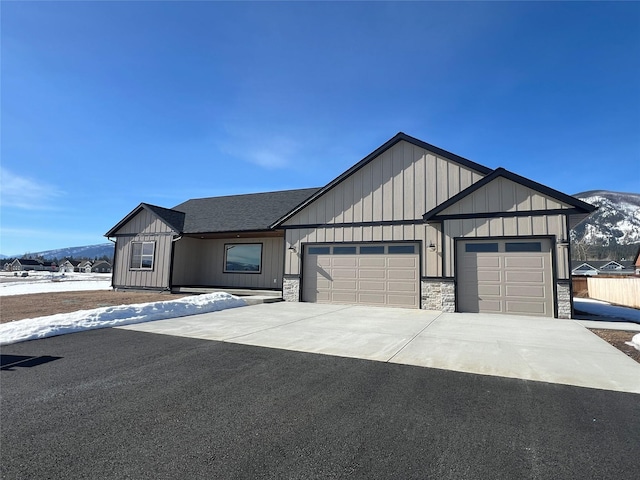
[110,207,177,290]
[113,234,173,290]
[438,176,569,216]
[283,140,484,277]
[114,209,175,235]
[172,236,284,289]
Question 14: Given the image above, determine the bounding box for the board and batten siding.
[172,236,284,289]
[111,209,177,290]
[283,140,484,276]
[113,234,174,290]
[435,176,574,279]
[113,208,175,235]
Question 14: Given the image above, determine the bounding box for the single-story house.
[91,260,112,273]
[106,132,596,318]
[571,260,635,276]
[59,260,80,273]
[6,258,56,271]
[77,260,92,273]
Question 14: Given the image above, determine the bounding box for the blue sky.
[1,1,639,256]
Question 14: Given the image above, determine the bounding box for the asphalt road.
[1,328,639,479]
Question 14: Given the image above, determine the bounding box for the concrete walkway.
[117,302,640,394]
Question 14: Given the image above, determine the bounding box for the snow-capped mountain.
[6,243,114,260]
[571,190,640,246]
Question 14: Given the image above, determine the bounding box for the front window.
[130,241,155,270]
[224,244,262,273]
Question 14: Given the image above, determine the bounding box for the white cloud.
[0,167,64,210]
[220,132,299,169]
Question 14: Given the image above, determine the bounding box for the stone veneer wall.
[283,276,300,302]
[556,281,571,319]
[421,279,455,312]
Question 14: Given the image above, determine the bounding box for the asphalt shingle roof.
[172,188,321,233]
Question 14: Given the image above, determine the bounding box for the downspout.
[107,237,117,290]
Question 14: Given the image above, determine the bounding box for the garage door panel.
[478,300,503,313]
[506,301,547,315]
[358,293,387,304]
[505,256,545,268]
[359,281,386,291]
[505,271,545,283]
[388,269,417,280]
[332,269,357,279]
[388,257,417,268]
[302,243,419,308]
[458,239,553,317]
[506,285,546,298]
[477,257,501,268]
[332,258,357,267]
[387,282,418,293]
[477,270,502,282]
[478,284,502,296]
[387,294,419,307]
[359,257,386,267]
[332,292,358,303]
[333,280,357,290]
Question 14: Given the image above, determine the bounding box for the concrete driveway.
[117,302,640,394]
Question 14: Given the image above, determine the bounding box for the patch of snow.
[625,333,640,351]
[574,298,640,323]
[0,292,246,346]
[0,272,112,296]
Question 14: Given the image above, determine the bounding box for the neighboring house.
[91,261,112,273]
[41,261,57,272]
[59,260,80,272]
[634,247,640,275]
[106,132,596,318]
[571,260,635,276]
[77,260,92,273]
[571,262,599,276]
[8,258,45,271]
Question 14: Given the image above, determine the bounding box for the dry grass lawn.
[0,290,192,324]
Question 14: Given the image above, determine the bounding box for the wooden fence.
[585,276,640,309]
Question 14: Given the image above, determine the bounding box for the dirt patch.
[0,291,193,323]
[589,329,640,364]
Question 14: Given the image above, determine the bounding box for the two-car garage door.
[457,238,554,317]
[302,243,420,308]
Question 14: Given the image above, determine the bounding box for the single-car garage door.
[457,238,554,317]
[302,243,420,308]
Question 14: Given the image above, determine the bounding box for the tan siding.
[116,209,174,235]
[113,234,172,289]
[283,140,486,227]
[172,236,284,289]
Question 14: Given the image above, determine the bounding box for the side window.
[130,241,155,270]
[333,246,357,255]
[465,243,499,253]
[505,242,542,252]
[388,245,416,254]
[307,246,330,255]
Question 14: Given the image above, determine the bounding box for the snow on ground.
[574,298,640,324]
[626,334,640,351]
[0,271,112,296]
[0,292,246,346]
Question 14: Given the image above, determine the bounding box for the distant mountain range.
[1,243,114,260]
[572,190,640,246]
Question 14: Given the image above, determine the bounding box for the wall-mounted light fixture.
[288,245,297,253]
[428,242,437,252]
